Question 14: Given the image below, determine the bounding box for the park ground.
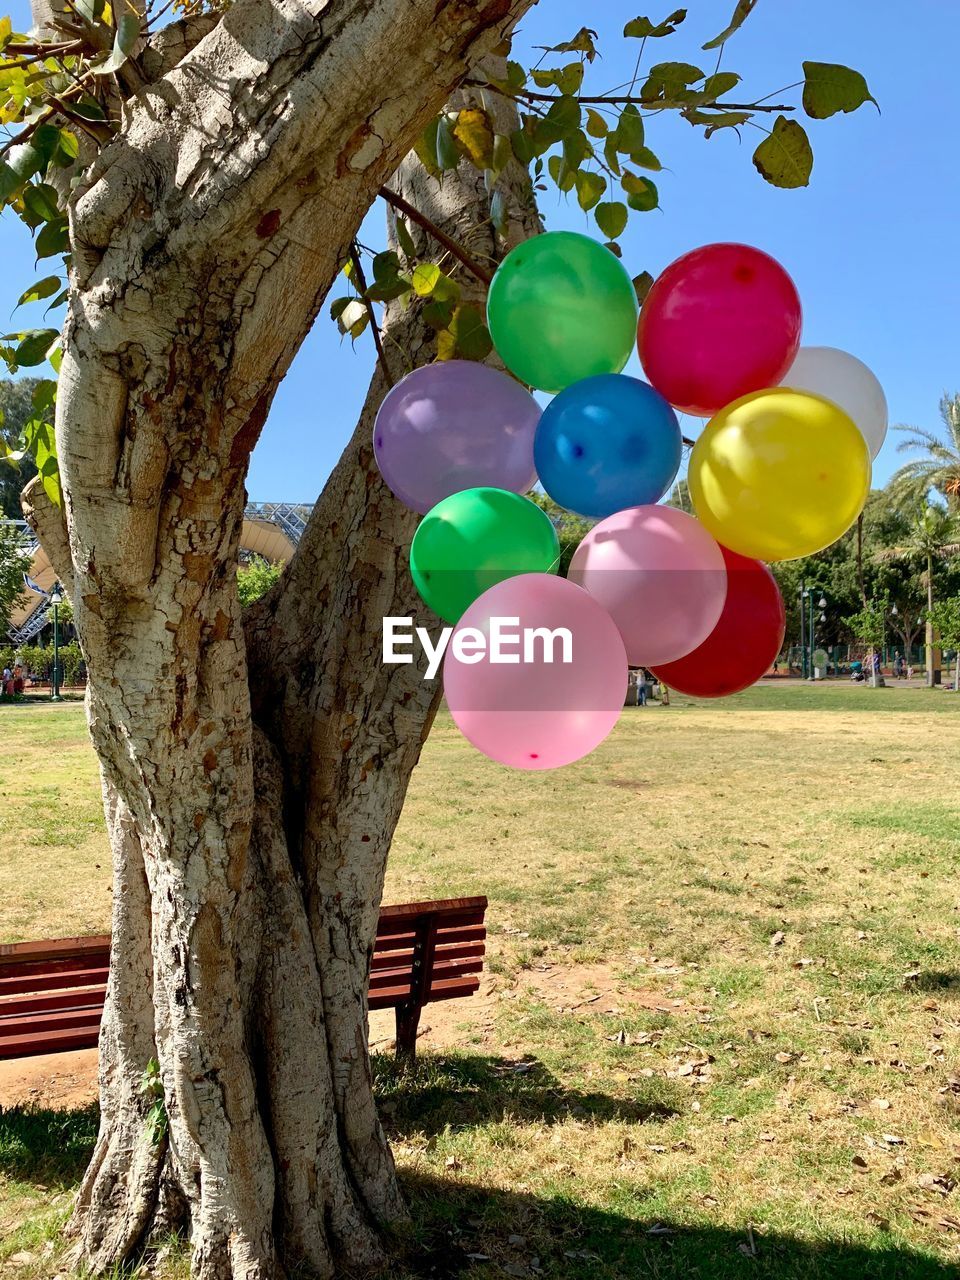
[0,683,959,1279]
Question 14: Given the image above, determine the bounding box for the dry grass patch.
[2,683,959,1277]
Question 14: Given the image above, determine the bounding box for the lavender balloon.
[373,361,541,514]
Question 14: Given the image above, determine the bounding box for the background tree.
[878,505,960,685]
[890,392,960,507]
[0,376,41,517]
[0,518,29,631]
[0,1,877,1273]
[928,595,960,689]
[845,595,889,687]
[236,555,284,608]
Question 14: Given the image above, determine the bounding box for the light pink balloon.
[443,573,627,771]
[568,505,727,666]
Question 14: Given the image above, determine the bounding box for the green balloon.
[411,488,560,624]
[487,231,640,393]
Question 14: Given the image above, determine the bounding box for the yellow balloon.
[688,388,871,562]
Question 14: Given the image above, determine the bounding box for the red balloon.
[637,243,802,417]
[649,545,785,698]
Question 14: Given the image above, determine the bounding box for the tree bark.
[22,3,540,1273]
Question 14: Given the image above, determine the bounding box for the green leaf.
[595,201,627,239]
[556,62,584,95]
[623,173,659,211]
[562,129,589,171]
[0,138,47,204]
[613,104,644,154]
[624,9,686,38]
[414,117,442,177]
[44,288,69,315]
[547,153,576,193]
[95,12,141,76]
[802,61,877,120]
[453,107,494,169]
[632,271,654,305]
[329,296,353,322]
[545,95,581,136]
[17,275,60,307]
[436,115,461,170]
[603,134,622,176]
[752,115,813,189]
[31,378,56,413]
[450,305,492,361]
[22,183,60,222]
[701,71,741,99]
[510,125,537,166]
[422,298,456,331]
[412,263,442,297]
[395,217,417,260]
[585,108,608,139]
[372,251,401,285]
[575,169,606,211]
[50,128,79,167]
[642,61,704,100]
[703,0,758,50]
[629,145,661,171]
[69,96,106,123]
[491,132,512,179]
[505,60,527,91]
[13,328,58,366]
[35,215,68,259]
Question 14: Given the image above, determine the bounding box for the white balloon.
[779,345,888,459]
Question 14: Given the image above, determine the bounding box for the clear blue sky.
[2,0,956,501]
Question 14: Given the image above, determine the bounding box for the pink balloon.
[568,506,727,666]
[637,243,802,417]
[443,574,627,771]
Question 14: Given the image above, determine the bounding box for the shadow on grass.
[0,1094,953,1280]
[0,1102,98,1187]
[911,970,960,993]
[374,1053,680,1133]
[398,1169,957,1280]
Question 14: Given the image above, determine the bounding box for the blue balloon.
[534,374,683,518]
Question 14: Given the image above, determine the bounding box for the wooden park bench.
[0,895,486,1063]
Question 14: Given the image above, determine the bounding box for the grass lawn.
[1,681,959,1278]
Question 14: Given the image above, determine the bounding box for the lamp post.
[49,583,62,702]
[800,585,808,678]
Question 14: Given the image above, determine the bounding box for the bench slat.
[0,965,110,997]
[0,897,487,1061]
[0,986,108,1017]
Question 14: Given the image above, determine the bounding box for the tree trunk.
[21,3,539,1276]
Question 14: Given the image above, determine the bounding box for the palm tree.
[877,505,960,685]
[889,393,960,507]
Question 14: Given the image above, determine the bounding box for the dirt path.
[0,959,682,1110]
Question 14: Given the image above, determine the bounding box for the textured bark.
[19,1,541,1275]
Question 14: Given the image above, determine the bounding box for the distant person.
[12,663,24,695]
[894,652,905,679]
[638,669,648,707]
[2,665,11,696]
[872,651,881,677]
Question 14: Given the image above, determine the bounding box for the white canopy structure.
[5,502,313,643]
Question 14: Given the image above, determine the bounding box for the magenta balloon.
[568,505,727,666]
[443,574,627,771]
[373,361,540,514]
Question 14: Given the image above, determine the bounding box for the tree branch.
[378,185,494,285]
[469,81,796,113]
[349,242,395,388]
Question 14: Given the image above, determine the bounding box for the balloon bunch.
[374,231,883,771]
